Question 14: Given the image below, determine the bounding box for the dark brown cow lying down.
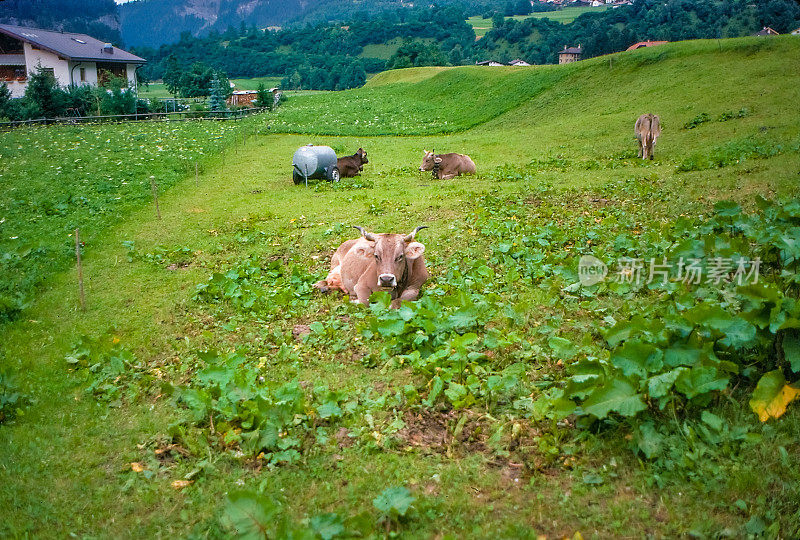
[419,150,476,179]
[314,225,429,308]
[337,148,369,177]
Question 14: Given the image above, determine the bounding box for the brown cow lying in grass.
[419,150,476,179]
[314,225,429,308]
[337,148,369,177]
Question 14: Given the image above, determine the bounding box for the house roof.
[754,26,779,36]
[560,47,583,54]
[0,24,146,64]
[626,40,668,51]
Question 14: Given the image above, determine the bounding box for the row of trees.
[0,68,144,121]
[134,6,475,90]
[162,59,233,99]
[281,60,366,91]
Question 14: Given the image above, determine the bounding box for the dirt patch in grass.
[397,409,488,453]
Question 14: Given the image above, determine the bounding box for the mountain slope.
[119,0,317,48]
[0,0,121,44]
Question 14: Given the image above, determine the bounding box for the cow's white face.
[374,236,425,289]
[355,235,425,289]
[420,151,437,171]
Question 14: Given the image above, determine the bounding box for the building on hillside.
[626,40,669,51]
[476,60,505,66]
[754,27,779,36]
[558,45,583,64]
[0,23,145,98]
[228,90,258,107]
[791,27,800,35]
[509,58,531,66]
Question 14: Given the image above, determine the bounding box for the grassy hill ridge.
[269,36,800,137]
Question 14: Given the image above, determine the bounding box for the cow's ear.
[355,244,374,258]
[405,241,425,260]
[434,157,442,164]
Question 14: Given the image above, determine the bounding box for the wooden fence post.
[75,228,86,311]
[150,176,161,220]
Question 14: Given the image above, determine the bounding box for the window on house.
[41,67,55,78]
[0,65,26,81]
[80,67,86,82]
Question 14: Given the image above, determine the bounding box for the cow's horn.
[404,226,428,242]
[353,225,376,241]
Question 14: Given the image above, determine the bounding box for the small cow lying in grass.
[337,148,369,177]
[314,225,429,308]
[419,150,476,180]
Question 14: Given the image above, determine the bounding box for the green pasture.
[138,81,174,99]
[1,36,800,538]
[468,6,610,38]
[229,76,283,91]
[138,77,283,100]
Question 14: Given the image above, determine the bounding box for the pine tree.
[207,78,228,114]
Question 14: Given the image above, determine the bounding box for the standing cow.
[635,114,662,160]
[314,225,429,308]
[419,150,476,179]
[337,148,369,177]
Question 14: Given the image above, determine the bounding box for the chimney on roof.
[103,43,113,54]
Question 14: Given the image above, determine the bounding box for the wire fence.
[0,107,265,130]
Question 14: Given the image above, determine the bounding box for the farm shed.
[754,27,779,36]
[0,24,146,98]
[228,90,259,107]
[558,45,583,64]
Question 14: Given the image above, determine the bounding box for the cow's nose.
[378,274,396,287]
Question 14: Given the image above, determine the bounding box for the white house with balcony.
[0,24,146,98]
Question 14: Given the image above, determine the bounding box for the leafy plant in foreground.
[543,198,800,427]
[0,369,31,424]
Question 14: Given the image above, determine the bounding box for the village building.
[792,27,800,35]
[754,27,779,36]
[558,45,583,64]
[0,24,145,98]
[626,40,669,51]
[509,58,531,66]
[228,90,258,107]
[476,60,505,66]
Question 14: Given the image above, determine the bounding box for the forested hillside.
[135,7,474,90]
[0,0,121,44]
[474,0,800,64]
[136,0,800,90]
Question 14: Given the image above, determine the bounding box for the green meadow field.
[468,6,610,37]
[1,37,800,538]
